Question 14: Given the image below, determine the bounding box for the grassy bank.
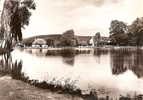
[0,76,84,100]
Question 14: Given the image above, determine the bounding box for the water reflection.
[23,48,92,66]
[111,48,143,78]
[61,49,75,65]
[0,48,143,99]
[15,48,143,84]
[94,48,109,57]
[93,48,110,64]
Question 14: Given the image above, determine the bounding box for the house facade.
[32,38,47,47]
[76,36,92,46]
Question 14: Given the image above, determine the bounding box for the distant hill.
[22,34,62,46]
[22,29,95,47]
[22,34,92,46]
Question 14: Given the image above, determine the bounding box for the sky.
[1,0,143,37]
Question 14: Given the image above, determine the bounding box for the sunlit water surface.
[9,48,143,98]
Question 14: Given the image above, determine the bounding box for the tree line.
[109,17,143,46]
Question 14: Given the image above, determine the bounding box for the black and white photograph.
[0,0,143,100]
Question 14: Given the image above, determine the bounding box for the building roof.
[32,38,47,45]
[76,36,92,42]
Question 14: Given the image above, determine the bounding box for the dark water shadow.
[24,48,91,66]
[93,48,110,64]
[94,48,109,57]
[60,49,75,66]
[110,48,143,78]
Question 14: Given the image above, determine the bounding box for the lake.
[1,47,143,99]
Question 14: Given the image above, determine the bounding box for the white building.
[89,36,95,47]
[32,38,47,48]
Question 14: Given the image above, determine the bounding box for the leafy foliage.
[128,18,143,46]
[10,0,36,41]
[94,32,101,46]
[109,20,128,35]
[109,20,128,45]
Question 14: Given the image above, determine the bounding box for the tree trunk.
[0,0,18,50]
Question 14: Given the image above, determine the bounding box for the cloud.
[79,0,106,6]
[23,0,143,37]
[62,0,122,7]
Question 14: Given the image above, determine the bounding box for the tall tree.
[61,29,77,47]
[94,32,101,46]
[128,17,143,46]
[0,0,36,49]
[109,20,128,45]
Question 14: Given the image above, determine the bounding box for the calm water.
[1,48,143,98]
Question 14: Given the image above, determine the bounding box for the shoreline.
[0,76,83,100]
[1,75,142,100]
[16,46,143,50]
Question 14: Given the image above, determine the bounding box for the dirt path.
[0,76,83,100]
